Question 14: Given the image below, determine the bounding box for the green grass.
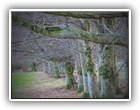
[11,72,35,92]
[47,80,65,87]
[35,79,66,89]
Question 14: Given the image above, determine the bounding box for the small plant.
[99,65,113,79]
[77,87,83,93]
[101,93,107,99]
[83,92,90,98]
[31,62,36,72]
[66,84,71,89]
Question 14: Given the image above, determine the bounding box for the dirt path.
[12,72,83,99]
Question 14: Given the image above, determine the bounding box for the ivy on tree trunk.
[99,45,116,98]
[65,62,76,89]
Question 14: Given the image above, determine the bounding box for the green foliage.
[105,46,111,50]
[77,87,83,93]
[31,25,37,31]
[13,16,31,27]
[105,18,115,29]
[87,59,94,73]
[85,47,91,57]
[81,32,89,39]
[22,21,30,27]
[78,65,82,75]
[83,92,90,98]
[84,43,94,74]
[92,35,98,41]
[53,66,60,79]
[84,20,90,32]
[65,62,74,74]
[31,62,36,72]
[49,58,62,62]
[99,65,113,79]
[45,26,61,33]
[66,84,71,89]
[65,62,75,88]
[99,45,114,79]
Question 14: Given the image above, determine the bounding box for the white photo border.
[9,9,131,101]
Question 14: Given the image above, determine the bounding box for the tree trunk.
[46,12,128,19]
[47,62,51,74]
[31,62,36,71]
[87,72,94,98]
[124,56,129,98]
[112,45,120,95]
[78,40,89,96]
[65,62,76,89]
[99,45,116,98]
[66,72,75,89]
[53,63,60,78]
[77,73,83,92]
[85,41,96,98]
[75,60,83,91]
[79,51,89,94]
[77,64,83,92]
[93,63,100,98]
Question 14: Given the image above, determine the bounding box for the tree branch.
[45,12,128,19]
[12,16,128,47]
[116,61,127,75]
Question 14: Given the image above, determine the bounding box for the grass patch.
[11,72,35,93]
[47,79,65,88]
[34,78,66,89]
